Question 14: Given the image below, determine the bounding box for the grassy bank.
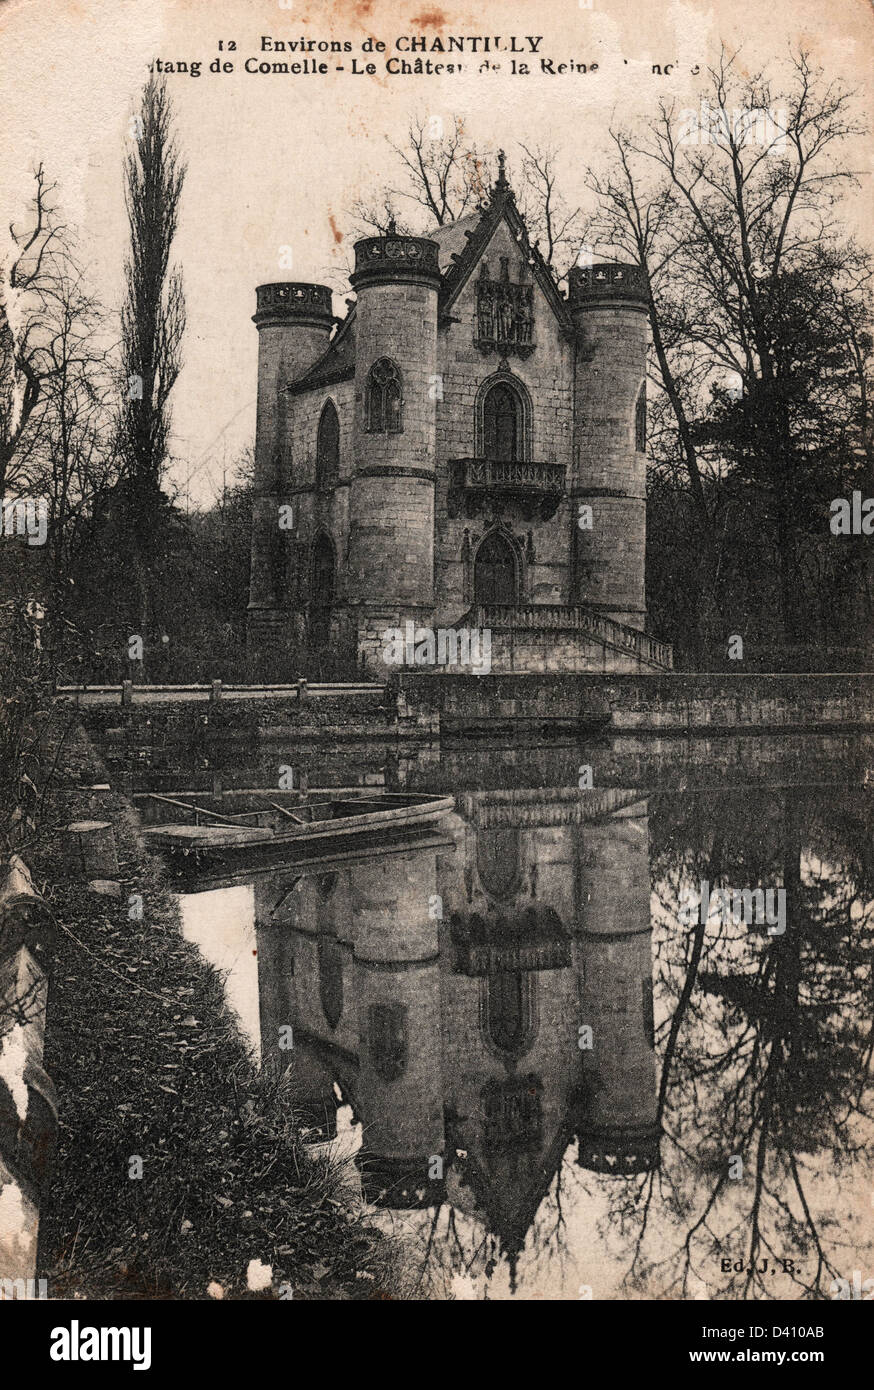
[33,723,404,1299]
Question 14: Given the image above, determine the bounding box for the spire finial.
[496,149,507,188]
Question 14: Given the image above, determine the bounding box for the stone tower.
[351,850,445,1204]
[345,234,441,666]
[574,800,660,1173]
[248,282,334,653]
[569,264,649,631]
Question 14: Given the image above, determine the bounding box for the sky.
[1,0,872,505]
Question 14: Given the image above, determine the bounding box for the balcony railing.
[254,282,333,320]
[448,457,566,520]
[568,262,649,305]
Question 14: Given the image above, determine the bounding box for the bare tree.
[642,47,867,641]
[586,47,871,652]
[0,165,68,497]
[584,132,722,660]
[517,143,588,280]
[351,115,492,236]
[350,120,586,281]
[20,250,119,654]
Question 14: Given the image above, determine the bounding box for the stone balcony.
[448,458,566,520]
[451,904,571,976]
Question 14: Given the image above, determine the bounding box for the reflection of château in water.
[252,785,659,1277]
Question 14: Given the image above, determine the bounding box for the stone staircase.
[461,603,673,673]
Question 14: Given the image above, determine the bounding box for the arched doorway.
[488,971,528,1053]
[474,530,517,606]
[309,534,335,648]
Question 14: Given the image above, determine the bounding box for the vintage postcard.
[1,0,873,1350]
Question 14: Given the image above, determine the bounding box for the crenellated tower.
[246,170,672,676]
[345,234,441,667]
[248,282,334,655]
[569,263,650,631]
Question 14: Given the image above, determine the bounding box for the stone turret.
[569,263,649,631]
[574,800,660,1174]
[351,850,445,1205]
[248,282,334,654]
[346,234,441,669]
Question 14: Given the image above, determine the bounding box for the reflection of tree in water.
[606,788,874,1300]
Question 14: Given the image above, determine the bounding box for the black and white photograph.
[1,0,873,1357]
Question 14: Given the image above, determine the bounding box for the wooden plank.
[266,800,309,824]
[144,824,272,848]
[146,793,262,826]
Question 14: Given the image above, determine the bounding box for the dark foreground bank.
[32,725,406,1300]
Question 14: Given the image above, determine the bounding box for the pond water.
[176,736,874,1300]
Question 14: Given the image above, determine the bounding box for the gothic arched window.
[483,969,536,1060]
[366,358,402,433]
[476,828,523,900]
[635,384,646,453]
[316,400,340,490]
[483,381,521,461]
[367,1003,407,1081]
[318,932,343,1032]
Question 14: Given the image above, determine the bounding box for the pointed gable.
[431,153,572,333]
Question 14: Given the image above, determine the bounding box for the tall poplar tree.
[117,75,186,659]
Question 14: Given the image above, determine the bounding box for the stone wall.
[74,675,874,800]
[286,377,356,495]
[391,671,874,734]
[469,615,667,674]
[283,378,355,652]
[76,692,394,792]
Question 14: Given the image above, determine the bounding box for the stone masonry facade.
[247,157,671,676]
